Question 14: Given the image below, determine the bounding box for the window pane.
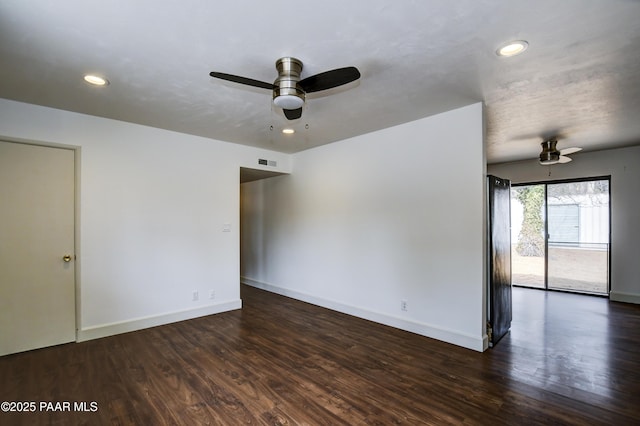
[511,185,546,289]
[547,180,609,294]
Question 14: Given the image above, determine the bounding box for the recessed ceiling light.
[282,128,295,134]
[496,40,529,57]
[83,74,109,86]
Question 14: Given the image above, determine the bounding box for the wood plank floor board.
[160,313,355,425]
[1,285,639,425]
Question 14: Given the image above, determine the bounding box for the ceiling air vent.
[258,159,277,167]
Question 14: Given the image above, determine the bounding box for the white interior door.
[0,141,76,356]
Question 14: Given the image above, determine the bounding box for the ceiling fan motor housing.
[539,139,560,164]
[273,57,305,109]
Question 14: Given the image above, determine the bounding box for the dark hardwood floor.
[1,285,639,425]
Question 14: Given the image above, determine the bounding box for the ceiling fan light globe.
[539,159,559,165]
[273,82,305,110]
[273,94,304,110]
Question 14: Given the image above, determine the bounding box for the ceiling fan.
[210,57,360,120]
[539,139,582,165]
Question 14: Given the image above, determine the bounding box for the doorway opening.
[511,177,610,296]
[239,167,288,288]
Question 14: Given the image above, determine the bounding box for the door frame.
[511,175,611,296]
[1,137,81,343]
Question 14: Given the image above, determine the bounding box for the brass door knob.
[63,255,72,262]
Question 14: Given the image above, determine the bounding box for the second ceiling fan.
[210,57,360,120]
[539,139,582,165]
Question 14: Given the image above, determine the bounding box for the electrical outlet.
[401,300,408,312]
[192,291,199,301]
[209,290,215,300]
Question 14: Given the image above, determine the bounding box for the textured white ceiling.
[1,0,639,163]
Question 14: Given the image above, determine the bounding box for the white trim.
[610,291,640,305]
[241,277,484,352]
[77,300,241,342]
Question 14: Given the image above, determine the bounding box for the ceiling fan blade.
[558,155,572,163]
[209,72,274,90]
[299,67,361,93]
[560,147,582,155]
[283,107,303,120]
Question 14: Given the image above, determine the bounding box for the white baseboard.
[241,277,485,352]
[610,291,640,305]
[77,300,242,342]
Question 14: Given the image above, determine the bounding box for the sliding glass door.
[511,178,610,295]
[511,184,546,289]
[547,180,610,294]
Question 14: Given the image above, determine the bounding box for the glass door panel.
[547,180,610,294]
[511,185,546,289]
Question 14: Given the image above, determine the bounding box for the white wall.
[241,103,487,351]
[0,98,291,340]
[489,145,640,304]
